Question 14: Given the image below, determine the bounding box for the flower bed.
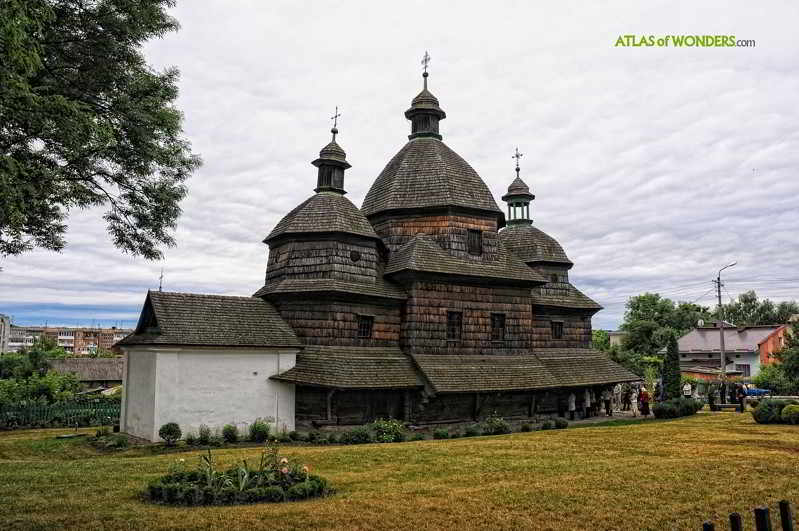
[145,442,332,506]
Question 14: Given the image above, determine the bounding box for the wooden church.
[118,66,638,440]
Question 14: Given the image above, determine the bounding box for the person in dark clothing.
[736,384,746,413]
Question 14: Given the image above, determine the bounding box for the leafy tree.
[774,322,799,382]
[752,364,796,396]
[719,291,799,327]
[662,332,681,399]
[0,0,200,259]
[592,329,610,351]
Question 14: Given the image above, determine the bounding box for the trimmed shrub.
[449,431,462,439]
[340,426,372,444]
[306,431,322,444]
[541,420,554,430]
[222,424,239,444]
[653,398,703,419]
[197,424,211,445]
[159,422,181,446]
[520,423,533,433]
[410,433,425,441]
[752,399,791,424]
[432,428,449,440]
[481,414,511,435]
[554,418,568,429]
[248,418,271,443]
[288,430,301,441]
[781,405,799,425]
[325,432,339,445]
[370,418,406,443]
[464,425,481,437]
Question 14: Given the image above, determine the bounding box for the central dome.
[361,138,502,217]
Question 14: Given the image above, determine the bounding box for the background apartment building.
[4,325,132,355]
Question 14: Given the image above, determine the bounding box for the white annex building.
[118,292,301,441]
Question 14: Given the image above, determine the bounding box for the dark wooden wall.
[530,263,571,284]
[274,299,401,347]
[295,386,406,425]
[371,211,499,257]
[402,281,533,355]
[266,238,379,285]
[531,308,592,349]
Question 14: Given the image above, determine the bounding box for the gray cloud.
[2,0,798,329]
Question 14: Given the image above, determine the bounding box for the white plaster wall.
[725,351,761,378]
[152,348,297,441]
[122,349,157,440]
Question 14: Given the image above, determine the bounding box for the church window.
[491,313,506,342]
[447,311,463,342]
[467,230,482,256]
[357,315,374,339]
[318,166,334,188]
[551,321,564,340]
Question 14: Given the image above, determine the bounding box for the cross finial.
[158,267,163,292]
[512,147,524,177]
[421,51,431,89]
[330,106,341,141]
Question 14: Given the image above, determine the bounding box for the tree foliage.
[718,291,799,327]
[0,0,200,259]
[662,332,681,400]
[591,329,610,351]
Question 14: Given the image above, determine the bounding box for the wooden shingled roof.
[118,291,301,348]
[253,277,407,300]
[361,138,502,217]
[264,192,378,243]
[411,354,559,393]
[498,224,572,265]
[530,284,603,311]
[49,358,123,382]
[384,234,547,284]
[536,349,641,386]
[271,346,423,389]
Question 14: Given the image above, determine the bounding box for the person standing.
[601,387,612,417]
[640,387,651,417]
[584,388,592,418]
[736,384,746,413]
[568,392,576,420]
[622,385,632,411]
[630,386,639,417]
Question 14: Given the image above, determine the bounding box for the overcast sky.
[2,1,798,331]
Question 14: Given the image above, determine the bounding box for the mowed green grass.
[0,413,797,531]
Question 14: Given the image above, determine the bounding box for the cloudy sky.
[2,1,798,331]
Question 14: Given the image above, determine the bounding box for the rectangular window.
[734,364,751,377]
[467,229,482,256]
[356,315,374,339]
[551,321,564,340]
[491,313,506,342]
[447,311,463,342]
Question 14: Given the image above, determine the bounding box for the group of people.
[564,383,653,420]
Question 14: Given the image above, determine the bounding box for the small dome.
[265,192,377,243]
[406,87,446,118]
[499,224,572,266]
[314,139,349,167]
[502,176,534,201]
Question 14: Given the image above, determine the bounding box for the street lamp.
[717,261,736,402]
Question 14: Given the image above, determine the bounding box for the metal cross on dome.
[330,106,341,140]
[513,147,524,176]
[421,51,431,73]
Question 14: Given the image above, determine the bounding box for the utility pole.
[715,261,736,402]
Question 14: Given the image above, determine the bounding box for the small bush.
[248,419,271,443]
[541,420,554,430]
[288,430,301,441]
[752,399,791,424]
[554,418,568,429]
[104,434,129,449]
[410,433,425,441]
[222,424,239,443]
[432,428,449,440]
[197,424,211,445]
[208,434,224,447]
[464,424,481,437]
[325,432,339,445]
[159,422,182,446]
[95,425,111,438]
[520,423,532,432]
[185,432,198,446]
[306,431,322,444]
[653,398,704,419]
[781,405,799,425]
[340,426,372,444]
[371,418,406,443]
[481,413,511,435]
[276,431,292,443]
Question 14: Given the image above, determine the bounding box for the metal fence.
[703,500,795,531]
[0,398,121,429]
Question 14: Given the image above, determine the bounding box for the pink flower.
[281,467,289,474]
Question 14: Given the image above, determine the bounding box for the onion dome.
[362,66,501,219]
[312,124,350,194]
[498,225,572,266]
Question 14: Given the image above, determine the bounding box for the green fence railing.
[0,398,121,429]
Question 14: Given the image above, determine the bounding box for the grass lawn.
[0,412,797,530]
